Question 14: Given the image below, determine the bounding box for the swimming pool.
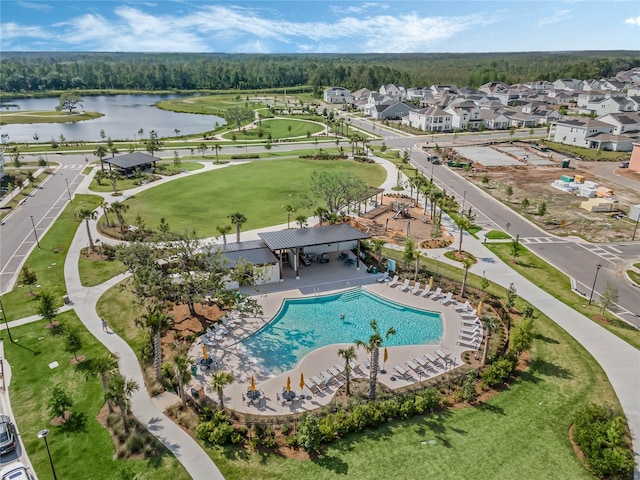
[240,287,442,376]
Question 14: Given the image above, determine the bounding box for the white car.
[0,462,32,480]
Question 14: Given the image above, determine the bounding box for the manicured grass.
[78,255,127,287]
[1,194,102,319]
[4,311,190,480]
[96,279,146,357]
[221,118,324,140]
[205,291,616,479]
[0,110,103,125]
[541,140,630,161]
[486,243,640,349]
[115,159,386,238]
[485,230,512,240]
[627,269,640,286]
[0,171,50,220]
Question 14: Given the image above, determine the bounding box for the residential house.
[601,79,626,92]
[445,105,483,130]
[478,81,509,96]
[363,92,395,115]
[405,87,433,103]
[367,101,415,120]
[577,91,607,108]
[323,87,352,104]
[552,78,584,91]
[379,84,406,101]
[523,80,553,93]
[597,112,640,135]
[402,106,452,131]
[581,96,636,116]
[548,118,615,148]
[479,109,510,130]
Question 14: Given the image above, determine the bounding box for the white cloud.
[538,9,572,26]
[0,21,50,40]
[624,16,640,26]
[16,1,53,12]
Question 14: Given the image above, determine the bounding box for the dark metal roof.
[258,224,369,250]
[221,240,266,253]
[223,247,278,267]
[104,152,157,169]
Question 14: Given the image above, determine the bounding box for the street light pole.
[0,296,14,343]
[461,190,467,213]
[588,264,602,305]
[633,214,639,241]
[38,429,58,480]
[29,215,41,249]
[64,178,72,201]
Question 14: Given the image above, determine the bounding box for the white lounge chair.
[405,360,424,376]
[387,275,400,287]
[461,317,481,327]
[460,312,478,319]
[428,287,443,299]
[455,300,472,312]
[461,325,482,336]
[457,339,480,350]
[420,285,432,297]
[414,356,435,372]
[311,375,329,390]
[304,379,321,394]
[424,353,443,368]
[393,365,412,380]
[440,292,454,304]
[399,279,411,291]
[377,271,389,282]
[410,282,421,295]
[436,349,450,361]
[329,366,345,382]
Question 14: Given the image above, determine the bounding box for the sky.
[1,1,639,54]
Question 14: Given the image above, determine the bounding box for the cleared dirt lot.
[463,157,639,242]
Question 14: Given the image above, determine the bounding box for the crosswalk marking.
[520,237,566,244]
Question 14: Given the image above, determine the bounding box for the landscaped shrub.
[296,414,322,453]
[196,410,235,446]
[481,355,517,389]
[573,404,634,478]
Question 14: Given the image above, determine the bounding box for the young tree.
[37,289,59,327]
[20,265,37,294]
[537,201,547,217]
[510,234,522,262]
[521,197,530,211]
[48,384,73,421]
[228,212,247,242]
[198,142,208,157]
[75,208,98,251]
[510,318,534,357]
[506,283,517,312]
[371,239,386,264]
[481,175,489,186]
[105,374,139,433]
[337,346,356,397]
[107,170,123,195]
[173,150,182,168]
[455,215,472,254]
[210,371,234,410]
[402,236,417,271]
[355,320,396,401]
[145,130,162,157]
[505,184,514,198]
[460,257,473,297]
[216,224,232,244]
[63,326,83,361]
[481,316,499,365]
[599,282,619,320]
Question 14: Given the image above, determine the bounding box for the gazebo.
[258,224,370,279]
[102,152,158,176]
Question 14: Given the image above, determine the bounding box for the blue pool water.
[240,288,442,375]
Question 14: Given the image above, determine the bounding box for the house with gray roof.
[402,106,452,132]
[323,87,352,104]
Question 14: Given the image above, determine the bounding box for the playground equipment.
[389,201,412,219]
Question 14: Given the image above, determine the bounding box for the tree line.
[2,51,639,95]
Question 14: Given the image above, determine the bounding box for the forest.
[1,51,639,95]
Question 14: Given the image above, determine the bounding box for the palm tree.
[135,305,172,381]
[228,212,247,242]
[93,145,108,170]
[481,317,499,365]
[210,371,234,410]
[216,224,232,244]
[282,204,296,229]
[100,200,112,228]
[110,201,129,233]
[295,214,307,229]
[414,251,425,281]
[75,208,97,252]
[355,320,396,401]
[105,374,139,433]
[460,257,473,297]
[171,354,193,407]
[107,169,123,194]
[314,206,328,226]
[414,175,425,206]
[88,353,120,411]
[337,346,356,397]
[455,215,472,254]
[371,239,386,265]
[212,143,221,164]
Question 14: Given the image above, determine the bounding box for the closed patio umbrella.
[286,376,291,393]
[299,373,305,395]
[477,300,483,317]
[250,375,256,392]
[429,276,434,289]
[382,347,389,373]
[201,344,208,360]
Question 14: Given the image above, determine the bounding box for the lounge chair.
[457,339,480,350]
[304,379,321,394]
[398,279,410,290]
[362,359,371,370]
[349,359,364,375]
[461,317,481,327]
[410,282,422,295]
[311,375,329,390]
[414,356,434,372]
[405,360,424,376]
[420,285,432,297]
[424,353,443,368]
[460,312,478,319]
[329,366,345,382]
[440,292,454,304]
[320,371,336,386]
[436,349,450,361]
[214,323,229,335]
[428,287,443,299]
[377,271,389,282]
[393,365,412,380]
[461,325,482,336]
[386,275,400,287]
[455,300,472,312]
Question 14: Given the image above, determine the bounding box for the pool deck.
[187,253,477,416]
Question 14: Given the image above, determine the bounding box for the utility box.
[560,175,574,183]
[574,175,585,184]
[561,158,571,168]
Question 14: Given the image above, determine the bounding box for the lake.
[0,94,226,143]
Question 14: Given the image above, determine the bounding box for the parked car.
[0,462,32,480]
[0,415,16,455]
[618,161,629,168]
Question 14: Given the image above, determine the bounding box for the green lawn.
[0,110,103,125]
[221,118,324,140]
[485,230,512,240]
[486,243,640,350]
[78,255,127,287]
[206,294,615,479]
[1,194,102,319]
[113,159,386,238]
[4,311,190,480]
[88,161,204,192]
